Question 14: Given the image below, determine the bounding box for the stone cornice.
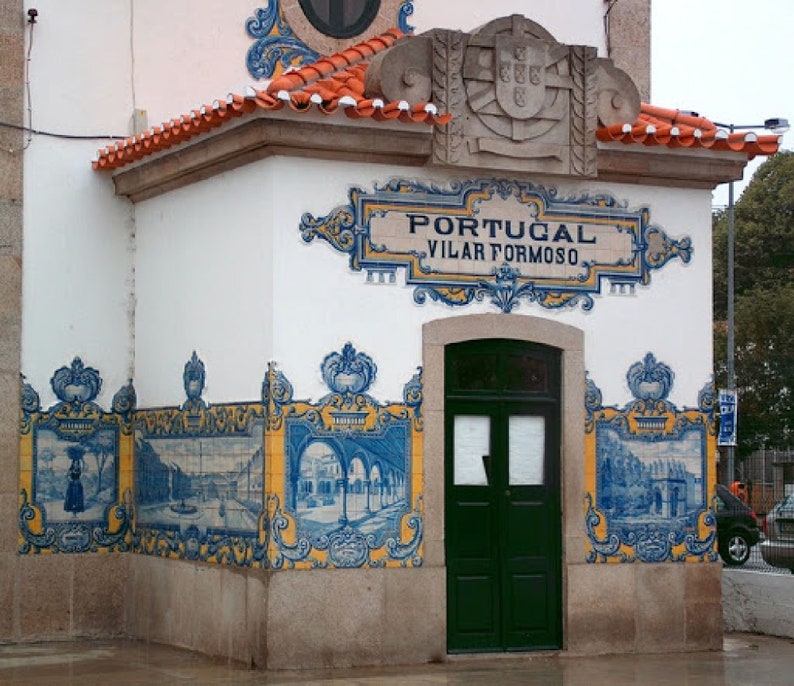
[112,117,747,203]
[112,117,433,203]
[596,146,747,189]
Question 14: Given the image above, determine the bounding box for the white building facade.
[1,0,782,669]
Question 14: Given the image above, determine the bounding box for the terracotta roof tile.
[93,28,452,171]
[94,31,782,172]
[598,103,782,159]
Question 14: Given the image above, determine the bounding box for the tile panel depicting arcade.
[13,2,784,672]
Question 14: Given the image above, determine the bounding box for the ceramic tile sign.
[301,179,692,312]
[19,358,134,554]
[34,427,118,523]
[285,421,410,541]
[584,354,717,563]
[134,432,264,533]
[132,352,267,566]
[265,344,424,569]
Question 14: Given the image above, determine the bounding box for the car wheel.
[719,533,751,566]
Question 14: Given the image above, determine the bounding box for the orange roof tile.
[94,29,452,171]
[94,34,782,172]
[598,104,782,159]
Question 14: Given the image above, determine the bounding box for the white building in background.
[1,0,783,671]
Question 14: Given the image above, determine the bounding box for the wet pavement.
[1,633,793,685]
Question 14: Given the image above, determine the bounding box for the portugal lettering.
[407,213,597,245]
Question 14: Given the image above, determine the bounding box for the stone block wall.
[606,0,651,102]
[0,0,24,643]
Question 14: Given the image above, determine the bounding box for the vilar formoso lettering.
[406,213,598,244]
[428,240,581,266]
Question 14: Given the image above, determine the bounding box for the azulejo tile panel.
[245,1,414,79]
[584,353,717,563]
[265,343,424,569]
[19,358,134,554]
[19,347,424,571]
[133,352,268,567]
[300,178,692,313]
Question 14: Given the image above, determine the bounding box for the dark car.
[714,484,760,565]
[760,494,794,573]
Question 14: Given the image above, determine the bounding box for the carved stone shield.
[494,36,547,120]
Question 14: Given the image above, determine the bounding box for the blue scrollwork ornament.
[183,351,206,402]
[397,1,414,33]
[50,357,102,405]
[321,343,377,396]
[245,2,319,79]
[626,352,674,402]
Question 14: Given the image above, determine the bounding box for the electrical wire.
[603,0,620,58]
[0,120,126,141]
[9,15,126,149]
[23,15,34,149]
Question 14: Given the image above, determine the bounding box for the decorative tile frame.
[132,352,268,567]
[19,358,134,554]
[584,353,717,563]
[245,1,414,79]
[300,179,692,312]
[20,347,423,570]
[264,343,424,569]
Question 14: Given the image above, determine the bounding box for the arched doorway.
[422,314,585,657]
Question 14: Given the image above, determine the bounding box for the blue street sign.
[718,389,737,447]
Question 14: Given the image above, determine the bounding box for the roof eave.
[596,142,754,190]
[112,114,434,203]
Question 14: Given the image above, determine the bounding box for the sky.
[651,0,794,208]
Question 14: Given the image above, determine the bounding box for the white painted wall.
[723,571,794,638]
[23,1,133,136]
[131,0,258,128]
[133,161,275,408]
[22,140,135,409]
[412,0,607,53]
[22,1,135,408]
[132,153,713,412]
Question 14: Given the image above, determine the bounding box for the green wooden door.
[445,339,561,652]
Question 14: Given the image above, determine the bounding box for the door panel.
[446,340,561,653]
[452,500,494,557]
[509,573,548,630]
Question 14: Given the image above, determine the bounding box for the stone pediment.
[365,14,640,177]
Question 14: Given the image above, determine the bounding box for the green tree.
[713,151,794,457]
